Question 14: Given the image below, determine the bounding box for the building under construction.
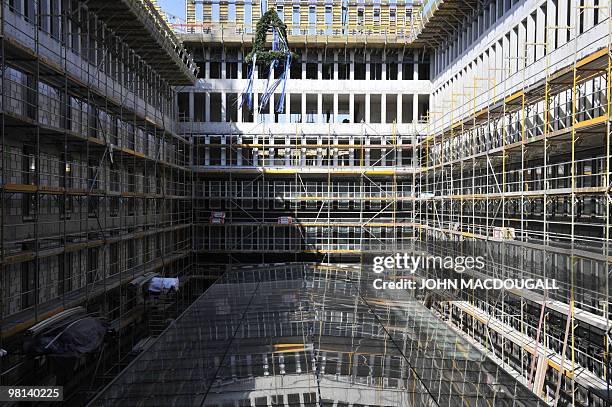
[1,0,612,406]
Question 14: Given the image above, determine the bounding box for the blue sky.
[157,0,185,20]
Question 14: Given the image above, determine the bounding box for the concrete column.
[568,0,577,50]
[205,93,211,122]
[413,94,419,123]
[349,93,355,123]
[221,92,226,122]
[557,0,569,47]
[365,51,371,79]
[301,92,306,123]
[397,94,402,124]
[189,92,195,122]
[318,50,322,80]
[381,94,387,123]
[584,0,595,32]
[546,0,557,51]
[413,50,419,80]
[302,48,307,80]
[519,16,527,72]
[237,50,243,80]
[334,50,339,80]
[317,93,322,123]
[536,5,546,61]
[509,23,518,74]
[205,49,210,79]
[398,50,403,80]
[526,9,536,65]
[365,94,370,123]
[253,93,259,123]
[333,134,338,166]
[333,93,338,123]
[221,49,227,78]
[349,50,355,80]
[382,53,387,79]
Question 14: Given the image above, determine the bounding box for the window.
[290,58,302,79]
[110,196,119,217]
[386,94,397,123]
[109,243,119,276]
[242,99,254,122]
[22,193,36,221]
[194,93,206,122]
[209,61,221,78]
[325,5,332,31]
[258,93,271,123]
[405,8,412,23]
[59,196,73,219]
[127,197,135,216]
[226,62,238,79]
[370,94,381,123]
[87,248,98,284]
[178,92,190,121]
[370,63,382,80]
[418,57,430,79]
[292,6,300,34]
[58,253,72,295]
[244,0,252,29]
[309,5,316,34]
[402,62,414,80]
[386,63,398,80]
[22,145,35,185]
[274,93,287,123]
[337,94,350,123]
[290,94,302,123]
[390,7,396,22]
[322,63,333,79]
[226,93,238,122]
[417,94,430,122]
[357,8,364,25]
[242,49,252,78]
[21,261,36,309]
[306,94,318,123]
[354,94,366,123]
[338,63,350,79]
[210,93,222,121]
[354,63,366,80]
[306,63,318,79]
[276,5,284,20]
[257,62,269,79]
[322,94,334,123]
[88,196,99,218]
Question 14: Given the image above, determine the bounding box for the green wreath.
[245,10,296,66]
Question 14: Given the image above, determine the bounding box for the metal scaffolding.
[191,128,417,265]
[0,0,198,397]
[416,2,612,405]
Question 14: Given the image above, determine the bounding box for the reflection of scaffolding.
[418,2,612,405]
[0,0,196,393]
[89,263,547,407]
